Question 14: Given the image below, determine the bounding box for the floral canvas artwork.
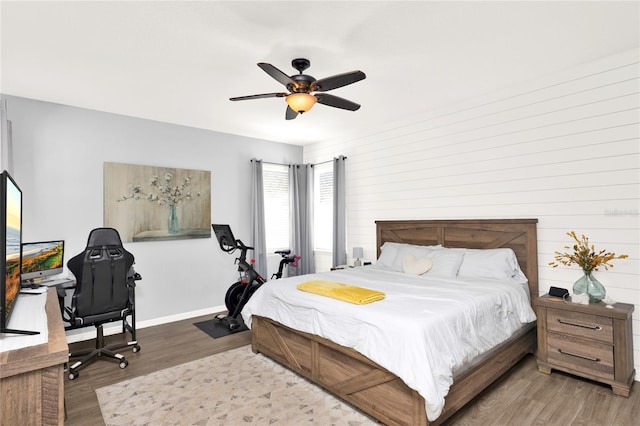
[104,162,211,242]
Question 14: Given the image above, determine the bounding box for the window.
[313,162,333,251]
[263,163,289,251]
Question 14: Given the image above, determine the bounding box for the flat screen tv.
[21,240,65,284]
[1,170,37,335]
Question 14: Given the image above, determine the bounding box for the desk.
[0,290,68,425]
[51,277,76,317]
[20,277,76,317]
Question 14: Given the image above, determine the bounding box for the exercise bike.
[271,250,301,279]
[212,224,300,331]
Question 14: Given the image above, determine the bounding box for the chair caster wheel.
[132,345,141,353]
[68,371,78,380]
[119,360,128,369]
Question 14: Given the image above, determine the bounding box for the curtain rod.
[251,156,347,167]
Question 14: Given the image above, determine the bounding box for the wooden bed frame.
[251,219,539,425]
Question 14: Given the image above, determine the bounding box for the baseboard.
[65,304,226,344]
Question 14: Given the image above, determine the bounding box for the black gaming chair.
[64,227,141,380]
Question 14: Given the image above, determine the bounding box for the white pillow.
[456,248,520,280]
[392,244,442,272]
[402,254,433,275]
[426,250,465,278]
[379,242,442,272]
[377,242,400,269]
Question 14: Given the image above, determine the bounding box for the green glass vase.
[573,269,605,303]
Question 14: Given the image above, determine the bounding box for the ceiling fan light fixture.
[231,59,365,120]
[285,93,317,113]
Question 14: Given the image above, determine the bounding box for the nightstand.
[535,294,635,396]
[330,265,352,271]
[330,262,371,271]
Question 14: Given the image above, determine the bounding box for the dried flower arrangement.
[549,231,628,272]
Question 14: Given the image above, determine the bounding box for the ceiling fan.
[229,58,366,120]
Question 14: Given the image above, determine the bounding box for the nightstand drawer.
[547,333,614,380]
[547,308,613,343]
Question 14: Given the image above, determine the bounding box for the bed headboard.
[375,219,539,302]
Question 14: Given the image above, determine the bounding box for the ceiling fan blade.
[310,70,366,92]
[258,63,298,88]
[229,92,287,101]
[315,93,361,111]
[285,106,298,120]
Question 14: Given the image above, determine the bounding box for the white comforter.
[242,266,536,421]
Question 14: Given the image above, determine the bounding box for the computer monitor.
[21,240,65,284]
[1,170,37,335]
[212,224,237,252]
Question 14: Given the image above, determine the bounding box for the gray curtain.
[250,159,267,278]
[289,164,315,276]
[0,99,13,174]
[332,155,347,267]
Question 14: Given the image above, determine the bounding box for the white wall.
[304,50,640,376]
[4,95,302,338]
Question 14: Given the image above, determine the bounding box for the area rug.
[96,345,378,425]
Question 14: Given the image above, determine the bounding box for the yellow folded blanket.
[297,280,385,305]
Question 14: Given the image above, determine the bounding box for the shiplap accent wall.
[304,50,640,377]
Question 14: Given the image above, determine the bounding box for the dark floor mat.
[193,318,248,338]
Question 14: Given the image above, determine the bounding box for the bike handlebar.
[288,254,301,267]
[220,239,300,282]
[275,249,300,267]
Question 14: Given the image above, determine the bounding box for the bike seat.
[275,249,291,255]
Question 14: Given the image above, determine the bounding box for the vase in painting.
[168,205,179,234]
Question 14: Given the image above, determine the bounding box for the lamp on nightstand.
[353,247,364,267]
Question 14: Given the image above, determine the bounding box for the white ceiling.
[1,1,639,146]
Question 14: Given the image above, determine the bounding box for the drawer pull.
[558,349,600,362]
[557,319,602,331]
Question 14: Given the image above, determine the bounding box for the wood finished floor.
[64,316,639,425]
